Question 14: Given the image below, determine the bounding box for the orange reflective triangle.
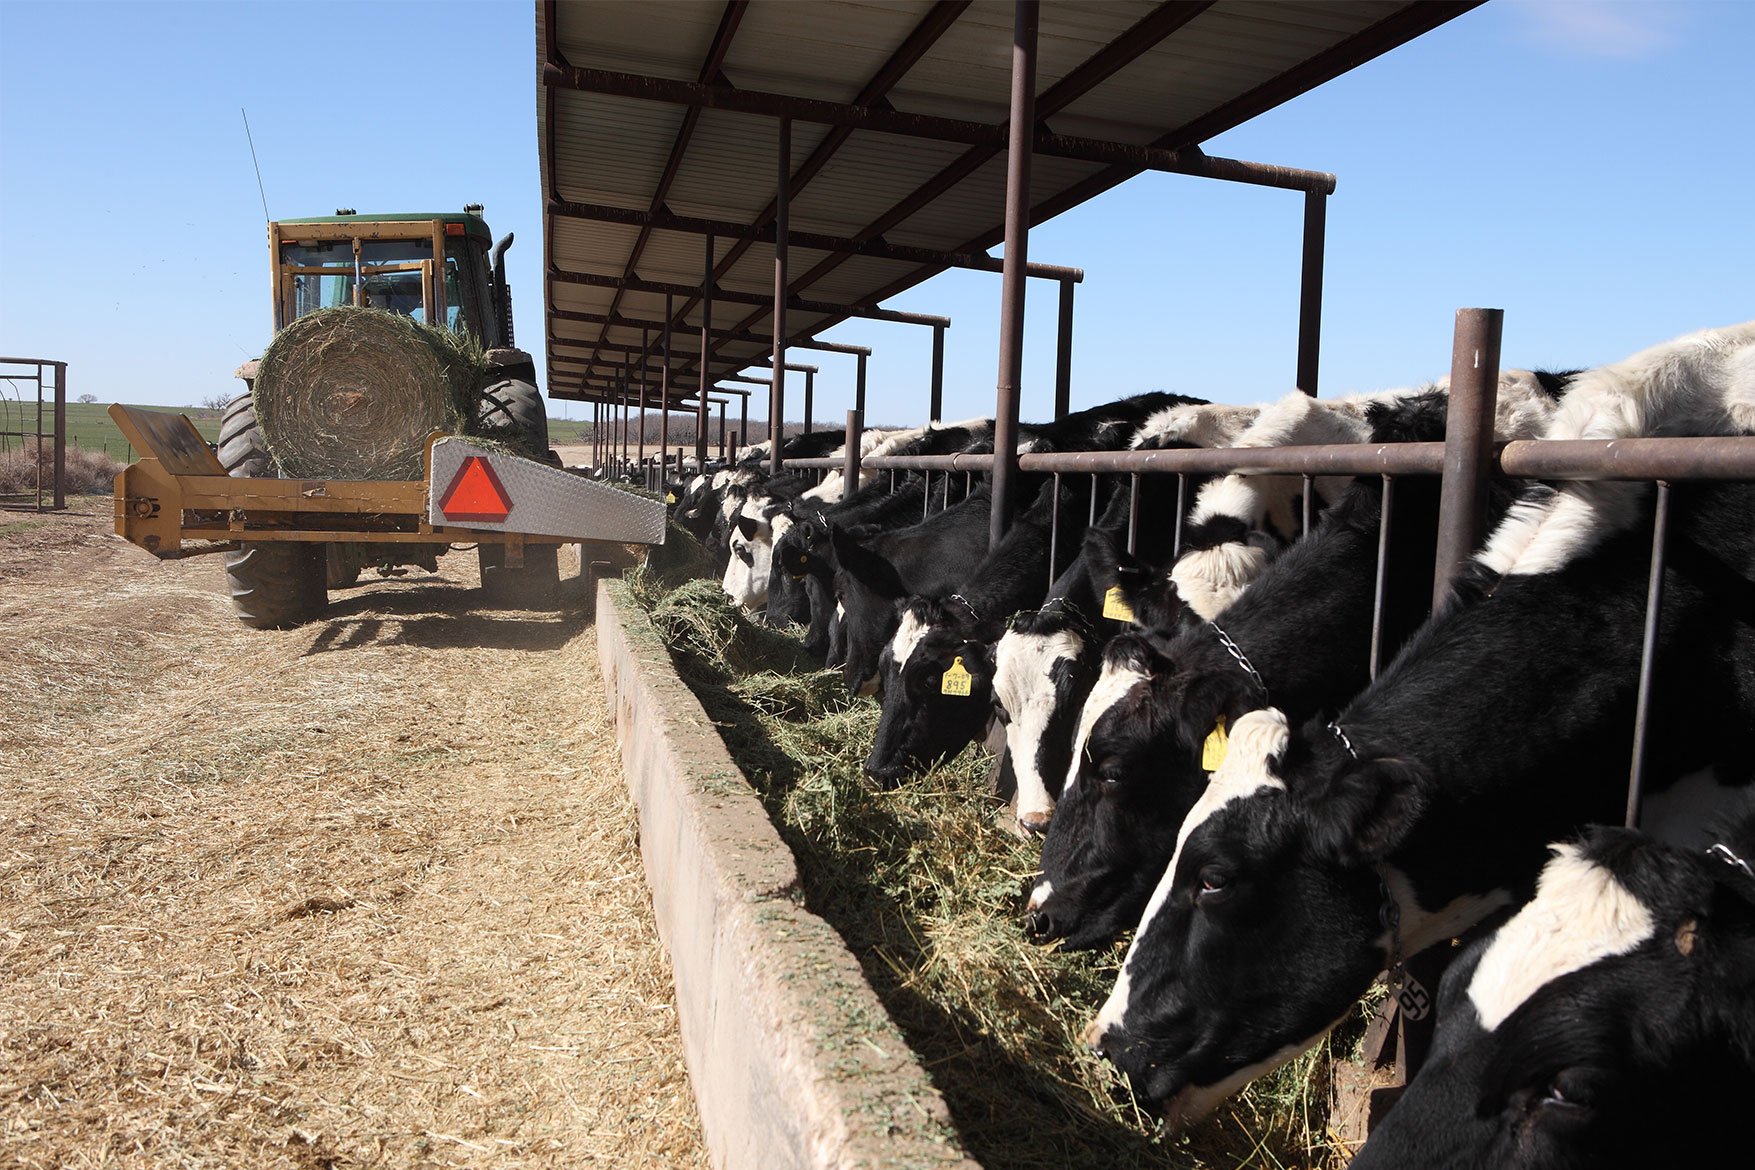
[438,456,513,522]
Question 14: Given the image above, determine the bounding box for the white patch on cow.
[1468,843,1656,1033]
[1168,540,1272,620]
[1027,878,1054,913]
[994,627,1087,825]
[1132,403,1260,450]
[889,609,931,676]
[721,497,778,610]
[1478,323,1755,578]
[1063,658,1151,796]
[1090,709,1290,1044]
[1160,1024,1345,1130]
[1379,866,1513,959]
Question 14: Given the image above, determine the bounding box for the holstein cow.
[863,474,1103,784]
[992,402,1262,835]
[1350,807,1755,1170]
[1083,471,1755,1129]
[1026,389,1518,948]
[863,393,1217,797]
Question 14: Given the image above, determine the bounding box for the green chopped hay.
[254,306,490,480]
[623,577,1364,1169]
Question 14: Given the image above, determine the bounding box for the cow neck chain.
[1707,842,1754,882]
[1329,720,1360,759]
[1207,620,1266,697]
[947,593,981,623]
[1038,595,1094,640]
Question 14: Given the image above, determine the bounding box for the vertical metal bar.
[1174,473,1186,558]
[942,467,951,512]
[1432,308,1504,612]
[1302,473,1313,536]
[856,351,868,416]
[1125,472,1142,554]
[718,401,727,462]
[1054,277,1074,420]
[923,472,931,518]
[990,0,1038,552]
[770,118,791,477]
[53,362,67,510]
[1627,481,1671,829]
[801,368,814,437]
[639,327,650,476]
[844,409,863,493]
[660,293,672,471]
[889,469,895,492]
[701,232,715,470]
[1297,190,1327,397]
[1370,474,1394,681]
[1048,471,1061,590]
[930,324,945,423]
[739,393,748,459]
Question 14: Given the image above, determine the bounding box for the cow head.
[864,604,997,786]
[993,606,1098,836]
[1083,708,1431,1126]
[721,508,773,610]
[1352,820,1755,1170]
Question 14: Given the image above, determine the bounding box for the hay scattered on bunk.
[254,307,487,480]
[624,574,1366,1169]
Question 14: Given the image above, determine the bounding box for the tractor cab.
[269,209,515,347]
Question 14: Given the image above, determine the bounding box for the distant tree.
[199,393,231,412]
[77,393,97,404]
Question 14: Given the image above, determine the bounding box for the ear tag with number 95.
[941,656,973,697]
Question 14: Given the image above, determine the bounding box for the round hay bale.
[254,307,486,480]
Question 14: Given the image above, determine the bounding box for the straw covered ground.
[622,557,1367,1170]
[0,499,706,1168]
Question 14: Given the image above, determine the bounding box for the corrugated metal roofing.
[538,0,1477,407]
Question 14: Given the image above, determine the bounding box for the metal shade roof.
[538,0,1479,408]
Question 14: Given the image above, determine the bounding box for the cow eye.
[1196,867,1230,901]
[736,545,753,565]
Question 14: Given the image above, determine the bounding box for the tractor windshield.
[281,236,466,330]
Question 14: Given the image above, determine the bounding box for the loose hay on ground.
[622,571,1362,1170]
[1,506,706,1169]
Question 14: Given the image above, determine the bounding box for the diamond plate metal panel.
[428,439,667,545]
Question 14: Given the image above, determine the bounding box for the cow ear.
[1299,757,1427,867]
[1169,669,1252,751]
[735,513,761,541]
[830,524,908,598]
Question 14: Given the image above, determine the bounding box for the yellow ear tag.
[665,492,677,504]
[941,656,973,697]
[1102,585,1135,623]
[1202,715,1229,772]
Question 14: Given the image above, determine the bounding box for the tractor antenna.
[241,107,270,222]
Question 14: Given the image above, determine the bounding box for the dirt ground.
[0,498,707,1168]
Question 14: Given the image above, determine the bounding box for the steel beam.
[1297,191,1326,396]
[548,266,949,328]
[1432,308,1503,611]
[1055,277,1074,419]
[991,0,1038,551]
[771,119,790,477]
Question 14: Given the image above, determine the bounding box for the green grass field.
[0,400,224,462]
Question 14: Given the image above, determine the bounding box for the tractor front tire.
[219,392,328,628]
[476,379,549,458]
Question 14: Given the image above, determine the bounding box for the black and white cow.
[1026,388,1505,949]
[1082,470,1755,1128]
[1351,808,1755,1170]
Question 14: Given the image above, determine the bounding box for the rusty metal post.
[770,118,791,477]
[592,402,600,467]
[844,409,863,492]
[639,327,650,475]
[699,234,714,469]
[803,368,814,436]
[718,401,727,462]
[1055,277,1074,419]
[930,324,945,423]
[739,393,748,459]
[1627,481,1671,828]
[660,294,672,471]
[1297,190,1326,396]
[856,350,868,416]
[53,362,67,510]
[990,0,1038,552]
[1432,308,1503,611]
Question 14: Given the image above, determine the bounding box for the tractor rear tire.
[219,392,328,628]
[474,380,560,605]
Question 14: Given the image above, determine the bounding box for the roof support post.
[856,350,868,416]
[991,0,1038,551]
[660,294,671,471]
[802,368,814,436]
[770,118,791,477]
[739,393,747,460]
[930,324,945,423]
[639,327,650,467]
[699,235,713,468]
[844,409,864,490]
[1054,276,1074,419]
[718,400,728,461]
[1297,189,1327,396]
[1432,307,1503,612]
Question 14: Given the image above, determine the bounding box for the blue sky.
[2,1,1750,428]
